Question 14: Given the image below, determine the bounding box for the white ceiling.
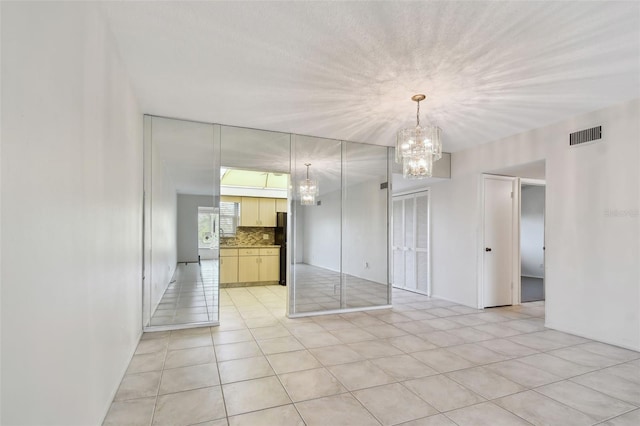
[103,1,639,153]
[221,169,288,189]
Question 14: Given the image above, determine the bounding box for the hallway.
[106,288,640,425]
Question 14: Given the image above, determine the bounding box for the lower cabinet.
[238,255,260,282]
[258,248,280,281]
[222,247,279,285]
[220,249,239,284]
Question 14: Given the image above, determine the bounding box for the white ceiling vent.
[569,126,602,146]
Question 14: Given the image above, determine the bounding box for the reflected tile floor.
[293,263,389,313]
[150,261,219,326]
[106,286,640,425]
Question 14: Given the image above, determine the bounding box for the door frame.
[477,174,519,309]
[391,189,432,297]
[518,178,546,304]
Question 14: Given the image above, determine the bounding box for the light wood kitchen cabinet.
[259,198,276,226]
[240,197,276,227]
[238,256,260,282]
[220,247,280,285]
[238,248,260,282]
[220,249,239,284]
[276,198,288,213]
[259,248,280,281]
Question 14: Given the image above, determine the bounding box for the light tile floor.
[106,286,640,426]
[150,261,219,326]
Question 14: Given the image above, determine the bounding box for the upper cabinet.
[259,198,277,226]
[240,197,276,227]
[276,198,288,213]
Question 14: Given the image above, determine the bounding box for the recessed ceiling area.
[102,1,640,153]
[221,168,288,190]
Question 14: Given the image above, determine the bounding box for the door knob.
[485,247,492,252]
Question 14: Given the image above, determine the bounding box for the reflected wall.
[342,142,390,309]
[291,135,343,313]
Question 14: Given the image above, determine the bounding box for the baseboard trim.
[100,328,144,424]
[544,321,640,352]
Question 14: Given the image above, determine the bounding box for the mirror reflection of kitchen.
[219,168,289,292]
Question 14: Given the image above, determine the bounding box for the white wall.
[545,99,639,350]
[149,146,177,316]
[521,185,545,278]
[1,2,143,424]
[177,194,214,262]
[302,189,341,271]
[429,132,546,307]
[424,98,639,350]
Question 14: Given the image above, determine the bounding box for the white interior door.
[392,191,430,295]
[483,177,514,307]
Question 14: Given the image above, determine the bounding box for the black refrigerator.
[275,212,287,285]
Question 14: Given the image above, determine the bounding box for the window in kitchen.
[219,201,239,237]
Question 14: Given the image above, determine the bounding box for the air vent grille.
[570,126,602,146]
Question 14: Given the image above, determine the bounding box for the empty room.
[1,1,639,425]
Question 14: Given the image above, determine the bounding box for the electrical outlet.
[263,234,269,240]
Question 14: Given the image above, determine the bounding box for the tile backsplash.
[221,227,275,246]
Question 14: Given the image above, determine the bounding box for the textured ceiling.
[104,1,640,153]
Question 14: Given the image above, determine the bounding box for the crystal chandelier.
[396,94,442,179]
[298,163,318,205]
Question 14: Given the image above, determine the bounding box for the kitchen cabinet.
[220,249,239,284]
[276,198,288,213]
[221,246,280,285]
[259,198,276,226]
[238,248,260,282]
[259,248,280,281]
[240,197,276,227]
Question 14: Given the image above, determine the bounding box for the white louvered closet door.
[392,199,405,291]
[392,191,430,295]
[415,193,430,293]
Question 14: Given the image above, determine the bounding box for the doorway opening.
[478,160,546,309]
[217,167,290,320]
[520,180,545,302]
